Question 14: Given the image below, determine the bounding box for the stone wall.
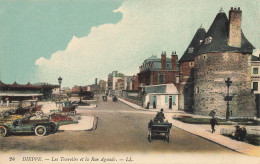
[178,62,194,111]
[194,52,256,118]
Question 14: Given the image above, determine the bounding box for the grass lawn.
[173,117,259,125]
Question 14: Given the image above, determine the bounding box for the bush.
[178,115,193,118]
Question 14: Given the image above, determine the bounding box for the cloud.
[34,0,260,87]
[253,49,260,57]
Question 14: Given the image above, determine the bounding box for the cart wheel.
[148,131,152,142]
[148,134,151,142]
[167,134,170,143]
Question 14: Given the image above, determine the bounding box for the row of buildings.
[0,81,59,101]
[108,7,260,118]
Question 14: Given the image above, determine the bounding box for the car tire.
[35,125,47,136]
[0,126,7,137]
[49,123,59,134]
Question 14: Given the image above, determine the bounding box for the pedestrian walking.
[210,116,218,133]
[153,101,156,109]
[6,98,9,106]
[146,101,150,109]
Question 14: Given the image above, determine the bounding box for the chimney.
[95,78,98,85]
[161,51,166,70]
[228,7,242,47]
[171,51,178,71]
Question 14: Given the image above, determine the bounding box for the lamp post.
[225,77,232,120]
[58,77,62,110]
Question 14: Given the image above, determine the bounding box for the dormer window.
[188,47,194,53]
[205,36,213,44]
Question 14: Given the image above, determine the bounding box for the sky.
[1,0,260,87]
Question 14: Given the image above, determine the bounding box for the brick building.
[132,74,139,90]
[137,52,179,86]
[99,80,107,93]
[193,8,256,118]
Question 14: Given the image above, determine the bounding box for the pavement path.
[59,116,95,131]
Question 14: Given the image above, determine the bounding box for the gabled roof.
[179,27,206,63]
[197,12,254,55]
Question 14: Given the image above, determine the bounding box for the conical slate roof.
[179,27,206,63]
[197,12,254,55]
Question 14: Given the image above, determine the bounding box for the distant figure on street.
[154,108,165,123]
[233,126,247,141]
[113,95,117,102]
[153,101,156,109]
[240,126,247,141]
[146,102,150,109]
[210,116,218,133]
[6,98,9,107]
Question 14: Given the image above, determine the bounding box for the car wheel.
[49,123,59,134]
[0,126,7,137]
[35,125,47,136]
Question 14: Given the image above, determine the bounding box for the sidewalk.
[59,116,96,131]
[119,98,260,157]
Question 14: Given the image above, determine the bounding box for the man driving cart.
[154,108,165,123]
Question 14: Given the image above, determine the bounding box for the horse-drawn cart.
[148,120,172,143]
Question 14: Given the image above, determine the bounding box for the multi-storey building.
[99,80,107,93]
[107,71,124,91]
[137,52,179,86]
[251,55,260,118]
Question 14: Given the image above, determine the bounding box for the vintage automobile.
[62,101,77,114]
[80,91,94,100]
[15,104,43,116]
[0,114,58,137]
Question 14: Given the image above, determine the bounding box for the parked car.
[80,91,94,100]
[0,115,58,137]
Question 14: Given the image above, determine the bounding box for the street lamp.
[58,77,62,110]
[224,77,232,120]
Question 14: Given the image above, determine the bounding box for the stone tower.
[178,26,206,111]
[193,8,256,118]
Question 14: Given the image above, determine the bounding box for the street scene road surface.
[0,96,237,154]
